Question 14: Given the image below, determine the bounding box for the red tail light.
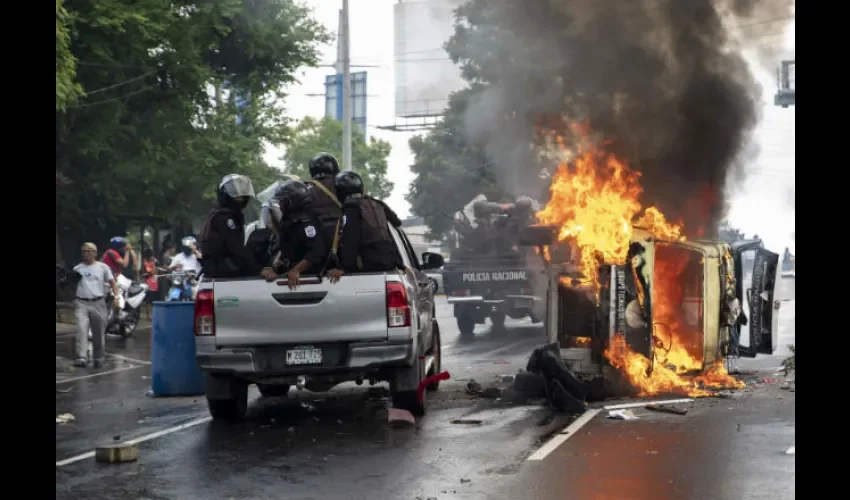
[386,282,411,328]
[454,289,470,297]
[194,289,215,336]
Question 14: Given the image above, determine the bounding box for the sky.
[264,0,795,254]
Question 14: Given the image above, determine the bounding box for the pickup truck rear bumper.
[195,338,413,375]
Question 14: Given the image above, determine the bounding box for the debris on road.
[524,343,587,414]
[56,413,76,424]
[450,418,483,425]
[56,387,73,394]
[785,446,795,455]
[388,408,415,427]
[645,404,688,415]
[95,442,139,464]
[607,409,639,420]
[603,399,693,411]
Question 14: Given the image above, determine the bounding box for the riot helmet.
[217,174,256,210]
[334,169,364,200]
[260,200,284,237]
[273,179,311,215]
[308,152,340,178]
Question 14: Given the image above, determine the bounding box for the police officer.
[270,179,329,290]
[330,170,402,279]
[200,174,277,280]
[305,152,343,263]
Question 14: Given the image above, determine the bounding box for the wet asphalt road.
[57,280,795,500]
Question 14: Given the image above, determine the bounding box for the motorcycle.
[166,269,198,301]
[90,274,148,339]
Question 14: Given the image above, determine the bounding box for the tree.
[406,88,505,239]
[56,0,82,110]
[56,0,330,237]
[282,116,394,200]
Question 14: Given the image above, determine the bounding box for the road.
[56,280,795,500]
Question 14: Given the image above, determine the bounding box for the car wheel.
[427,320,442,392]
[457,315,475,336]
[206,376,249,422]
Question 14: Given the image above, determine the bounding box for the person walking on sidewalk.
[73,242,119,368]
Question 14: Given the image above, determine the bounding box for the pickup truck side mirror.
[421,252,445,270]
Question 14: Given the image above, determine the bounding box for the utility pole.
[341,0,352,170]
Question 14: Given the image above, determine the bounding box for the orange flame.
[536,126,742,397]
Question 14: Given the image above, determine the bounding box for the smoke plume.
[455,0,794,236]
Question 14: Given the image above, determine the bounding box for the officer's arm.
[217,216,265,275]
[340,206,362,272]
[377,199,402,227]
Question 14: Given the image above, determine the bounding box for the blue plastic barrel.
[151,301,205,396]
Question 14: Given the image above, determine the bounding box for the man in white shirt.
[168,236,202,299]
[74,242,120,368]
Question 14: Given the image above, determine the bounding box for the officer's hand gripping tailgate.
[210,275,390,346]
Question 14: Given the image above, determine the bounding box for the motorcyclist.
[199,174,277,280]
[269,179,329,290]
[102,236,134,278]
[305,152,343,265]
[329,170,402,280]
[169,236,202,273]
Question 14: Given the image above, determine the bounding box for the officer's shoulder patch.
[304,225,316,238]
[226,218,236,230]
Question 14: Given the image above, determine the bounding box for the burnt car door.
[732,241,780,357]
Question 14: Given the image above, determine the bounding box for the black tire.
[121,309,140,338]
[457,315,475,336]
[391,354,426,416]
[490,311,506,330]
[206,378,249,422]
[257,384,290,398]
[427,321,442,392]
[529,313,542,324]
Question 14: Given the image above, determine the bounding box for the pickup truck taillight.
[386,282,411,328]
[194,289,215,336]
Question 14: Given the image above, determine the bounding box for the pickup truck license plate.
[285,347,323,365]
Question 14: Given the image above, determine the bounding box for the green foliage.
[406,88,504,239]
[282,116,394,200]
[56,0,330,234]
[56,0,83,110]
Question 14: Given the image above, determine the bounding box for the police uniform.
[275,213,329,275]
[306,175,343,253]
[200,208,264,278]
[339,194,403,273]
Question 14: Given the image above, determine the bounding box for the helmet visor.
[221,175,256,199]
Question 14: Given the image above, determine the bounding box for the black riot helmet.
[308,152,340,178]
[334,169,364,200]
[273,179,311,214]
[217,174,256,210]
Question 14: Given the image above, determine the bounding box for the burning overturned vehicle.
[508,130,781,403]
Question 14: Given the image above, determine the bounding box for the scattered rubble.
[56,413,76,424]
[645,404,687,415]
[607,409,639,420]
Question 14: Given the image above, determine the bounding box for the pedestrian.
[73,242,120,368]
[329,170,403,281]
[200,174,277,280]
[141,249,162,315]
[269,179,329,290]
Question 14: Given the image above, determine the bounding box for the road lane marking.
[108,353,152,365]
[56,364,143,384]
[603,399,693,411]
[527,409,601,461]
[56,416,212,467]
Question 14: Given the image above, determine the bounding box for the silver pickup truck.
[193,224,445,421]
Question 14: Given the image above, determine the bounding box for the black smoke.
[452,0,794,236]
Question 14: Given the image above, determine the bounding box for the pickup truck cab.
[193,224,445,421]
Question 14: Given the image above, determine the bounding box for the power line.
[85,71,156,96]
[64,86,155,109]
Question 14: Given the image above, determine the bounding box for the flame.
[536,125,742,398]
[536,134,682,291]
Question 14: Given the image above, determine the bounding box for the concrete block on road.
[95,443,139,464]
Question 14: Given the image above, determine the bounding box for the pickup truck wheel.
[257,384,290,398]
[457,316,475,337]
[206,377,249,422]
[427,321,442,392]
[391,355,426,416]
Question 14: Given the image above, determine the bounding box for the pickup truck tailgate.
[212,275,389,346]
